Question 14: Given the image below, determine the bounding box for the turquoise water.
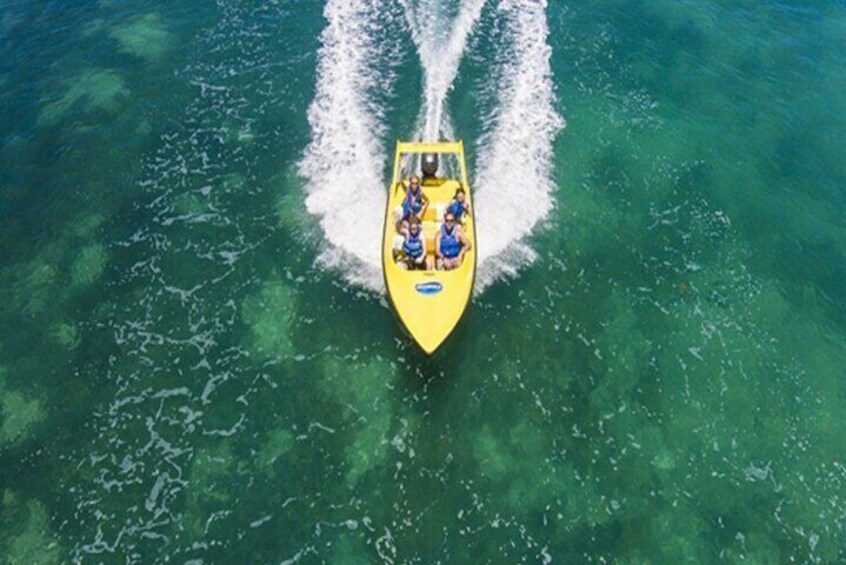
[1,0,845,562]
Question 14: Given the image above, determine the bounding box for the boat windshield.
[398,152,463,183]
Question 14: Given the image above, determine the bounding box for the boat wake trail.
[300,0,562,292]
[400,0,487,140]
[474,0,564,289]
[298,0,402,290]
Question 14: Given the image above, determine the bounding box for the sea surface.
[1,0,845,562]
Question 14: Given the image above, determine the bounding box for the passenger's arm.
[434,230,442,258]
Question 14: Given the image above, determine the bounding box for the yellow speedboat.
[382,140,477,354]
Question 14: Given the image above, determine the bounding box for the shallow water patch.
[0,498,61,563]
[255,428,294,473]
[13,260,59,318]
[110,13,174,63]
[0,368,44,445]
[48,321,82,350]
[39,69,130,124]
[70,243,108,287]
[182,440,240,539]
[318,356,402,485]
[241,272,296,361]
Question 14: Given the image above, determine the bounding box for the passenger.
[436,213,471,270]
[397,217,433,271]
[446,186,471,223]
[395,175,429,232]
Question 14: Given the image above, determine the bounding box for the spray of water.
[400,0,487,140]
[298,0,398,290]
[474,0,564,289]
[300,0,563,292]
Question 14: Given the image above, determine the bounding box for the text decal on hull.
[415,281,443,295]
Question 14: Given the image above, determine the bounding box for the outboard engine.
[421,153,439,180]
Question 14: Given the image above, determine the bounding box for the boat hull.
[382,141,476,354]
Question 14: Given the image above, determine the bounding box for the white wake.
[300,0,563,292]
[298,0,398,290]
[400,0,487,140]
[474,0,564,289]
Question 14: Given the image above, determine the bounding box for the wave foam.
[301,0,563,293]
[474,0,564,289]
[400,0,487,140]
[298,0,399,291]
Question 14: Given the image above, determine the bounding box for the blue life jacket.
[402,187,423,218]
[439,224,461,259]
[403,229,424,258]
[447,198,466,220]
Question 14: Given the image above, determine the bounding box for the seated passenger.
[394,175,429,232]
[446,186,471,223]
[436,213,471,270]
[398,217,433,271]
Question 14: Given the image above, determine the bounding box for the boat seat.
[422,203,448,222]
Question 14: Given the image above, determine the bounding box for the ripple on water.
[183,440,238,540]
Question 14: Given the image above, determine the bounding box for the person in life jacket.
[398,217,433,271]
[445,186,471,224]
[394,175,429,233]
[435,212,471,270]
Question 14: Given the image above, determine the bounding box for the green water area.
[0,0,844,562]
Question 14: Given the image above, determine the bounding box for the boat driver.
[394,175,429,232]
[436,212,471,270]
[398,217,433,271]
